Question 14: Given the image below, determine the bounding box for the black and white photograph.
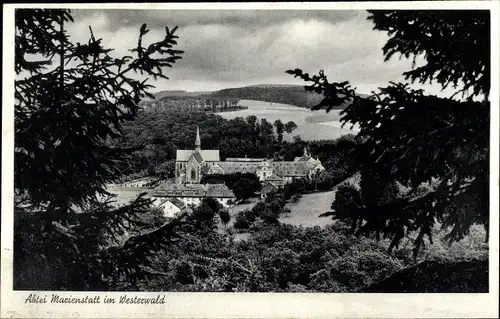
[2,2,499,318]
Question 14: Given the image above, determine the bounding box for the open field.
[304,110,343,123]
[219,100,357,141]
[280,190,336,227]
[106,187,152,206]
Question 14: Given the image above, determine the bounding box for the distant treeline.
[147,84,354,109]
[140,96,246,113]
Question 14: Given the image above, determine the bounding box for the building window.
[191,168,196,180]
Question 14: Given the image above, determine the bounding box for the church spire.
[195,126,201,151]
[303,147,308,157]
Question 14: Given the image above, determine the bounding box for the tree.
[200,173,261,201]
[260,118,274,136]
[284,121,298,134]
[260,209,280,225]
[191,198,221,229]
[231,177,259,201]
[320,185,363,230]
[247,115,258,128]
[157,160,175,179]
[292,135,303,143]
[150,135,169,173]
[203,197,224,214]
[14,9,185,290]
[287,10,490,256]
[134,207,168,233]
[273,119,285,143]
[234,211,251,229]
[219,209,231,228]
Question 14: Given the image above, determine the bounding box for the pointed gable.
[261,182,279,193]
[265,173,283,182]
[191,151,204,163]
[186,152,203,168]
[158,197,186,210]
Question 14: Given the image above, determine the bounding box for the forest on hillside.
[147,84,348,109]
[210,85,325,108]
[140,95,246,113]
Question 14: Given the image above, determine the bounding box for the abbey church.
[174,126,221,184]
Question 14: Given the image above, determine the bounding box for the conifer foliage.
[287,10,490,256]
[14,9,184,290]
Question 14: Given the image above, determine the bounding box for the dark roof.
[170,197,186,209]
[205,183,235,197]
[294,155,312,162]
[191,151,204,163]
[159,197,186,210]
[265,173,283,181]
[270,162,309,177]
[218,161,261,174]
[261,182,279,193]
[152,183,234,198]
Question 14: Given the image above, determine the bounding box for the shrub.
[234,212,251,230]
[219,209,231,227]
[260,209,280,224]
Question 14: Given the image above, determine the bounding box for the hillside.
[149,85,370,110]
[152,90,210,99]
[210,84,324,109]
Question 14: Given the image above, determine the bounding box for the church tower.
[195,126,201,152]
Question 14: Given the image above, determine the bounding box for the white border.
[2,2,499,318]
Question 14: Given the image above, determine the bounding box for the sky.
[67,9,448,95]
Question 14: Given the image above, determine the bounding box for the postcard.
[2,1,499,318]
